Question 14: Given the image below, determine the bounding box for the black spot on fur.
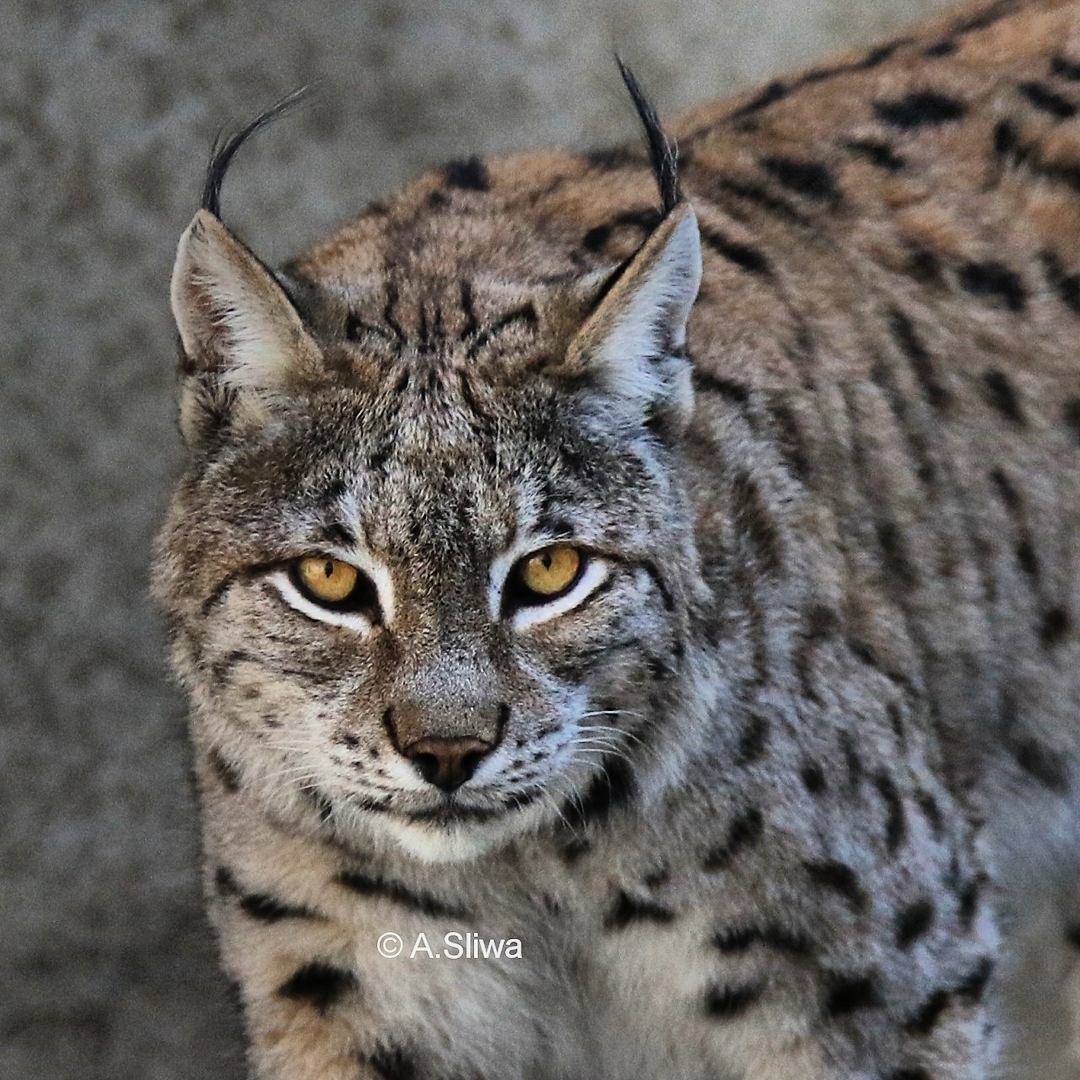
[989,466,1021,511]
[583,145,641,170]
[465,303,538,361]
[582,207,665,252]
[887,701,906,750]
[959,263,1027,312]
[896,899,935,948]
[646,654,676,681]
[213,866,238,895]
[560,837,591,865]
[735,713,771,766]
[993,118,1020,158]
[731,471,784,573]
[711,176,817,229]
[642,865,669,888]
[458,279,479,341]
[768,398,813,481]
[1012,738,1070,793]
[1041,251,1080,314]
[1018,81,1077,119]
[907,247,944,286]
[209,650,250,683]
[278,962,358,1014]
[957,879,980,930]
[369,1044,421,1080]
[873,91,966,129]
[845,138,906,171]
[905,988,951,1035]
[839,729,863,791]
[703,980,764,1018]
[636,559,676,611]
[954,1,1018,35]
[703,808,765,871]
[604,889,676,929]
[861,41,906,67]
[914,788,944,839]
[336,870,472,920]
[800,760,828,795]
[875,772,907,854]
[876,519,917,588]
[925,39,958,56]
[381,281,406,342]
[344,314,389,344]
[240,892,320,923]
[1052,55,1080,81]
[207,747,241,792]
[1065,399,1080,445]
[981,369,1025,423]
[711,923,812,956]
[760,156,840,202]
[956,957,994,1004]
[444,156,490,191]
[794,39,907,90]
[1039,606,1071,647]
[804,861,868,912]
[1017,537,1039,578]
[886,307,950,409]
[300,784,333,823]
[1034,157,1080,193]
[562,754,637,830]
[700,227,772,275]
[692,371,752,404]
[730,80,790,119]
[824,973,882,1015]
[321,519,357,547]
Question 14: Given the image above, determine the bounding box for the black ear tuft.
[201,86,310,220]
[616,59,680,215]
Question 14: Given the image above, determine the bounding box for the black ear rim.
[615,58,680,215]
[201,86,310,220]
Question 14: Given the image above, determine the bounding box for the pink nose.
[402,736,494,793]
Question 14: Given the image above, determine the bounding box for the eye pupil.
[293,556,366,608]
[514,545,582,603]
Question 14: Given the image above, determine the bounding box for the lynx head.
[154,74,706,862]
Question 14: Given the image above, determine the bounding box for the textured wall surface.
[5,0,1021,1077]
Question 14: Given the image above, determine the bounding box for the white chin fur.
[376,804,546,864]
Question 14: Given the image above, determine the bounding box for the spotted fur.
[155,1,1080,1076]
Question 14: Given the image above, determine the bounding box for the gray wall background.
[1,1,965,1077]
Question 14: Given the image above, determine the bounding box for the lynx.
[154,1,1080,1077]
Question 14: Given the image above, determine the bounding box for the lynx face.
[156,200,703,861]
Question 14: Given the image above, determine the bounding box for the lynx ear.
[170,210,322,442]
[561,201,701,435]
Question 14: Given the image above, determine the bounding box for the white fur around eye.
[267,570,377,633]
[508,558,611,631]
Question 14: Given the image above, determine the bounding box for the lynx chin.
[154,1,1080,1077]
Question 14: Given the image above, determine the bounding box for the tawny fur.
[154,1,1080,1077]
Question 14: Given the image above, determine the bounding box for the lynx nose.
[403,736,494,793]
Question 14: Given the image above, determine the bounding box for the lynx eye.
[293,556,363,606]
[516,545,582,599]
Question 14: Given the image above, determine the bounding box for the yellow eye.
[295,557,360,604]
[518,545,582,598]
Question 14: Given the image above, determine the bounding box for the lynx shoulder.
[154,1,1080,1077]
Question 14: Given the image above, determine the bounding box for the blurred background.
[0,0,995,1076]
